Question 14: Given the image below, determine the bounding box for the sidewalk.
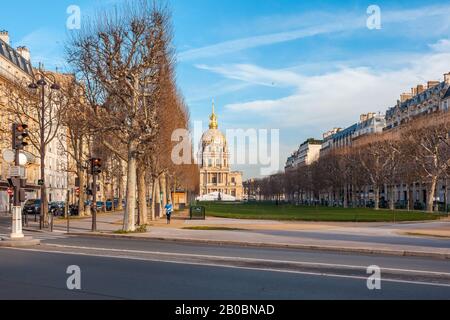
[25,212,450,259]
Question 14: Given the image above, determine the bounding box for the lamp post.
[28,69,61,230]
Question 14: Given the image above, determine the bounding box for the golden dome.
[200,100,227,150]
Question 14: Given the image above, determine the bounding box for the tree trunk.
[374,185,380,211]
[77,166,86,217]
[123,142,137,232]
[117,171,123,211]
[40,150,48,228]
[406,184,411,211]
[155,177,161,219]
[161,174,167,210]
[351,185,357,208]
[137,167,148,226]
[102,174,107,212]
[343,185,348,208]
[427,176,438,213]
[389,185,395,211]
[150,178,156,221]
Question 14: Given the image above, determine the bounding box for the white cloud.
[210,40,450,133]
[429,39,450,52]
[196,64,303,87]
[180,20,360,62]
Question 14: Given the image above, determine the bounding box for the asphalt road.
[0,234,449,300]
[38,235,450,274]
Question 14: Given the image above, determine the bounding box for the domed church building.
[197,102,243,201]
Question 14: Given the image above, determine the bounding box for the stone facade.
[0,30,71,209]
[285,138,323,170]
[0,31,40,211]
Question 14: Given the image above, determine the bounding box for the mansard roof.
[443,87,450,100]
[0,38,33,75]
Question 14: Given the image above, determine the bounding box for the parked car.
[96,201,105,211]
[69,204,79,216]
[23,199,41,215]
[49,201,66,216]
[105,199,121,211]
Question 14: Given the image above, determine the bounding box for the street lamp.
[28,69,61,230]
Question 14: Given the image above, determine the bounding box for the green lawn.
[200,202,440,222]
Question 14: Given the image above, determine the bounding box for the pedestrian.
[165,200,173,224]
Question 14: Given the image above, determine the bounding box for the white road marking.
[42,243,450,277]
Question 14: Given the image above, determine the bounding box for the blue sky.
[2,0,450,178]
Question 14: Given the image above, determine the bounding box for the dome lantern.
[209,100,218,130]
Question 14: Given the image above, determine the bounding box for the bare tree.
[402,113,450,212]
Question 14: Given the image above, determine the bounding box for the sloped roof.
[443,87,450,99]
[0,38,33,75]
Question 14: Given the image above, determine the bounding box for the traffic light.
[75,187,80,196]
[12,123,29,150]
[90,158,102,175]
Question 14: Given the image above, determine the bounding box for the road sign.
[38,179,45,186]
[9,166,25,178]
[190,206,206,220]
[19,153,27,166]
[2,149,15,163]
[2,149,32,165]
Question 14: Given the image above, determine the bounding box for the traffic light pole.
[10,140,24,239]
[92,172,97,232]
[89,158,101,232]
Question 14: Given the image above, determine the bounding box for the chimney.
[400,93,412,102]
[360,114,368,122]
[445,72,450,85]
[416,85,425,94]
[0,30,9,45]
[16,46,30,61]
[427,81,440,89]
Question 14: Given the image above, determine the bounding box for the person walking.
[165,200,173,224]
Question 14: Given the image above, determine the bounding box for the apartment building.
[385,73,450,130]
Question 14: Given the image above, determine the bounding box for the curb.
[0,237,41,248]
[67,232,450,260]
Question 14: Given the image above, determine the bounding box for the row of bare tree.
[64,0,199,231]
[1,1,198,231]
[245,112,450,213]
